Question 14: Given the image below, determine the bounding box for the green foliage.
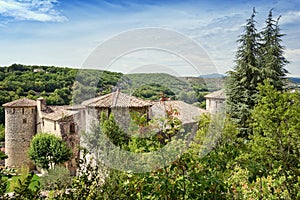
[127,113,162,153]
[40,166,72,191]
[132,83,175,100]
[11,174,42,199]
[123,73,191,95]
[0,151,8,162]
[226,9,261,137]
[8,167,42,200]
[259,10,289,90]
[91,114,241,199]
[0,64,123,124]
[228,166,291,199]
[0,124,4,142]
[72,70,123,103]
[54,149,106,199]
[226,9,288,138]
[29,133,72,170]
[122,73,214,105]
[100,112,129,147]
[247,81,300,198]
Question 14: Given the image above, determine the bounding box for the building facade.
[204,89,226,114]
[3,90,207,171]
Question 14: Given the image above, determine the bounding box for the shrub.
[40,166,72,190]
[29,133,72,170]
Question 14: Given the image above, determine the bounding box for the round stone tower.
[2,98,37,169]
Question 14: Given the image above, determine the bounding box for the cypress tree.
[226,9,289,138]
[259,9,289,90]
[226,9,261,137]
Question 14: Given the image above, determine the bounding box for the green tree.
[226,9,261,138]
[132,83,176,100]
[0,124,4,142]
[226,9,289,138]
[259,9,289,90]
[29,133,72,170]
[248,82,300,198]
[100,112,129,147]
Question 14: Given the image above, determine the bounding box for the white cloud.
[286,48,300,62]
[280,10,300,25]
[0,0,67,22]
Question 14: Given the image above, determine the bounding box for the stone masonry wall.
[5,107,36,169]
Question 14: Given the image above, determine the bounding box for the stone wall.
[5,107,36,169]
[206,98,225,114]
[40,118,62,137]
[58,115,81,176]
[112,107,149,132]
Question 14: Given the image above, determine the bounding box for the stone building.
[150,100,208,124]
[82,90,152,131]
[3,97,84,172]
[204,89,226,114]
[2,90,207,171]
[3,98,37,169]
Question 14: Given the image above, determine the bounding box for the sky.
[0,0,300,77]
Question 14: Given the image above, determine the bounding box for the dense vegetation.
[226,9,289,137]
[0,64,216,125]
[0,9,298,199]
[0,64,122,125]
[2,79,298,199]
[29,133,72,170]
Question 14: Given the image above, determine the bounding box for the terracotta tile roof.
[204,89,225,100]
[2,98,37,107]
[41,106,79,121]
[82,91,152,108]
[150,100,208,124]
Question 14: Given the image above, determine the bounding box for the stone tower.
[3,98,37,169]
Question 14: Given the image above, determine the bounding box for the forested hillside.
[0,64,216,125]
[0,64,122,125]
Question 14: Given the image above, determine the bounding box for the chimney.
[37,97,46,112]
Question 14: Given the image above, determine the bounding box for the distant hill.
[199,73,226,78]
[122,73,191,95]
[288,77,300,84]
[122,73,224,93]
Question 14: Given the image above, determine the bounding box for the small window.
[54,121,56,130]
[22,108,25,114]
[23,118,27,124]
[70,123,76,133]
[12,108,15,114]
[42,119,44,126]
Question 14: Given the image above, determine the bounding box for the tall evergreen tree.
[226,9,289,138]
[259,9,289,90]
[226,9,261,137]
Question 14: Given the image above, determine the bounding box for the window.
[22,108,24,114]
[108,108,111,117]
[23,118,27,124]
[70,123,76,133]
[12,108,15,114]
[54,121,56,130]
[42,119,44,126]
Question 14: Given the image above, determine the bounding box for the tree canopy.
[28,133,72,170]
[226,9,289,137]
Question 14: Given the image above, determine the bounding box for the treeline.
[0,64,211,125]
[0,64,122,125]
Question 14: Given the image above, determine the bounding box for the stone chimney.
[37,97,46,112]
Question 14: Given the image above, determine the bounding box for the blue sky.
[0,0,300,76]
